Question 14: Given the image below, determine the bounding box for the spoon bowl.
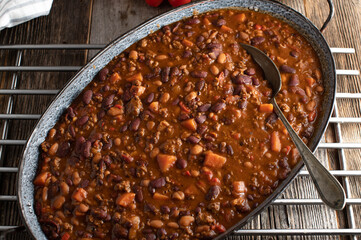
[240,43,346,210]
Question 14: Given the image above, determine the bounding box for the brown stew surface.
[33,9,324,240]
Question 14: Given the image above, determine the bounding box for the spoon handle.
[271,98,346,210]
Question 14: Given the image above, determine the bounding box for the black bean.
[211,102,226,112]
[82,141,91,158]
[198,103,211,112]
[233,74,252,85]
[187,136,201,144]
[160,205,170,214]
[67,107,75,119]
[288,74,299,86]
[186,18,200,25]
[215,18,226,27]
[157,228,167,238]
[112,224,128,238]
[197,125,208,135]
[195,114,206,124]
[150,177,166,188]
[244,68,256,76]
[190,70,208,78]
[226,145,234,156]
[145,233,157,240]
[130,118,141,131]
[176,158,187,169]
[251,36,265,45]
[98,68,109,82]
[68,125,76,138]
[183,50,192,58]
[161,67,170,83]
[302,126,314,138]
[290,50,299,58]
[195,80,205,91]
[102,94,115,109]
[205,186,221,201]
[239,100,247,109]
[280,65,296,73]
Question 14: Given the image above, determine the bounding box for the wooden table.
[0,0,360,239]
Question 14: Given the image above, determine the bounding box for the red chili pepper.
[214,224,226,233]
[168,0,191,7]
[179,101,191,113]
[61,233,71,240]
[145,0,163,7]
[210,177,221,186]
[254,24,262,30]
[183,170,191,176]
[114,104,122,109]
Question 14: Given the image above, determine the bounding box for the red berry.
[168,0,191,7]
[146,0,163,7]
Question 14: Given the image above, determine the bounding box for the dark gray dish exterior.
[17,0,336,239]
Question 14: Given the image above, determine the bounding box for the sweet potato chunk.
[182,39,194,47]
[153,192,169,200]
[234,13,246,23]
[157,154,177,172]
[271,131,281,152]
[184,184,200,196]
[33,172,49,186]
[259,103,273,113]
[116,193,135,207]
[181,118,197,131]
[72,188,88,202]
[203,151,227,169]
[126,72,143,82]
[232,181,247,195]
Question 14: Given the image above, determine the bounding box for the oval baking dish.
[17,0,336,239]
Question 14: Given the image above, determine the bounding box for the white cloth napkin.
[0,0,53,31]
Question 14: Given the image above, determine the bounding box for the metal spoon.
[240,43,346,210]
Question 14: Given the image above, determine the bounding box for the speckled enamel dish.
[17,0,335,239]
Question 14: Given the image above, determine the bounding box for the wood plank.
[0,0,93,239]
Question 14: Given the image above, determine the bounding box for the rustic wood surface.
[0,0,360,239]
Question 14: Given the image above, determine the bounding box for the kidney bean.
[183,50,192,58]
[170,67,180,77]
[67,107,76,119]
[75,136,85,154]
[150,177,166,188]
[205,185,221,201]
[233,85,243,95]
[198,103,211,112]
[191,70,208,78]
[288,74,299,86]
[215,18,226,27]
[280,65,296,73]
[135,188,144,203]
[82,90,93,105]
[130,118,141,131]
[187,18,200,25]
[252,77,260,86]
[176,158,187,169]
[211,102,226,112]
[233,74,252,85]
[195,80,205,91]
[197,125,208,135]
[89,132,102,143]
[145,233,157,240]
[102,94,115,109]
[266,113,278,125]
[98,110,106,119]
[251,36,265,45]
[187,136,201,144]
[57,142,70,157]
[68,125,76,138]
[103,139,113,150]
[195,114,206,124]
[226,145,234,156]
[81,141,91,158]
[112,224,128,238]
[76,115,88,126]
[79,180,89,188]
[98,68,109,81]
[120,152,134,163]
[244,68,256,76]
[161,67,170,83]
[160,205,171,214]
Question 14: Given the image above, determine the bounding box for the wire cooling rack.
[0,44,360,239]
